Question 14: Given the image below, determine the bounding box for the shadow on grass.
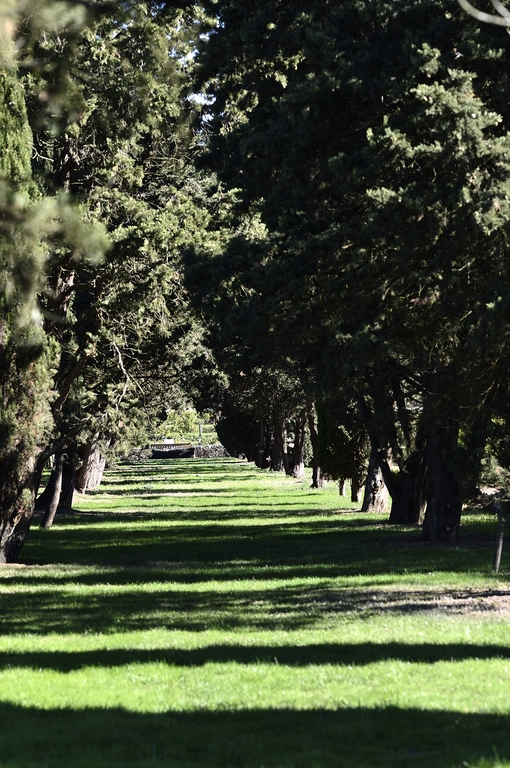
[2,641,510,672]
[20,515,495,582]
[0,702,508,768]
[0,583,508,634]
[90,476,267,493]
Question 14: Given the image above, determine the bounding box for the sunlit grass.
[0,458,509,767]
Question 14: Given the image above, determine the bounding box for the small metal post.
[493,500,506,574]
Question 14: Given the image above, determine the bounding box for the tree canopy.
[2,0,510,559]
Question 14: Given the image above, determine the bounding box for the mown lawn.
[0,458,509,768]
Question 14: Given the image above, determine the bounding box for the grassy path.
[0,458,509,767]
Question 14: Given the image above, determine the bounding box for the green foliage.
[316,396,369,486]
[190,0,510,520]
[13,2,218,464]
[155,408,201,443]
[0,65,33,187]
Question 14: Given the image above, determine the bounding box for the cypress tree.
[0,59,55,561]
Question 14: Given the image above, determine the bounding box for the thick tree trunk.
[388,452,427,525]
[270,439,284,472]
[75,443,106,493]
[357,375,426,524]
[423,429,461,542]
[308,403,326,488]
[292,412,307,479]
[0,457,37,563]
[361,450,389,512]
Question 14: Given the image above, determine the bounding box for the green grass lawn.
[0,458,509,768]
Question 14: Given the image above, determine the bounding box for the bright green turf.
[0,458,509,768]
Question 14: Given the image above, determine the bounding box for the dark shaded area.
[20,511,499,584]
[151,448,195,458]
[1,640,510,673]
[0,702,508,768]
[0,581,507,635]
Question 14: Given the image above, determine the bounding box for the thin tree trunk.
[258,419,265,469]
[272,417,289,473]
[40,451,64,529]
[308,402,326,488]
[351,475,363,503]
[292,412,307,479]
[36,446,77,521]
[58,452,77,510]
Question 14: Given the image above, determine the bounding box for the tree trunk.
[75,442,106,493]
[388,451,427,524]
[308,402,326,488]
[40,451,64,529]
[423,429,461,542]
[0,453,38,563]
[270,438,284,472]
[258,419,265,469]
[0,469,42,559]
[351,475,363,503]
[292,412,307,479]
[36,447,77,521]
[272,417,289,473]
[361,450,389,512]
[58,452,77,511]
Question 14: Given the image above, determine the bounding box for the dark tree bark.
[388,451,427,525]
[423,427,462,542]
[358,375,426,524]
[361,449,389,512]
[270,437,284,472]
[40,451,64,529]
[36,446,78,526]
[58,452,77,511]
[0,454,37,563]
[291,412,307,479]
[256,419,271,469]
[308,403,326,488]
[272,417,289,473]
[215,407,260,461]
[351,475,363,503]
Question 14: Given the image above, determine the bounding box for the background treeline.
[2,0,510,561]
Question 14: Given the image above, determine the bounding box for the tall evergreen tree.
[191,0,510,540]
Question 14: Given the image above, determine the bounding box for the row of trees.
[183,0,510,541]
[0,0,222,559]
[2,0,510,560]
